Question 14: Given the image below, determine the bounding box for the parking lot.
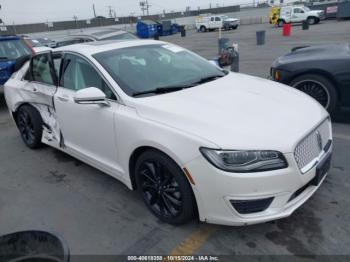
[1,19,350,259]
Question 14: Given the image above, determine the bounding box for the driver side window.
[60,54,116,100]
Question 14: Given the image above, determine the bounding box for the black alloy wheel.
[294,80,329,108]
[17,105,43,149]
[135,150,196,224]
[290,74,338,113]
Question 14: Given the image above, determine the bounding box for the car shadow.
[332,110,350,124]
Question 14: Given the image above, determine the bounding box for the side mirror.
[74,87,109,106]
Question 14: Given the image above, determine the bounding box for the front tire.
[135,150,196,225]
[16,105,43,149]
[307,16,318,25]
[290,74,338,113]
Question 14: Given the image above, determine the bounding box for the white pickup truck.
[277,5,325,26]
[195,15,240,32]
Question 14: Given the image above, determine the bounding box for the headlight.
[199,148,288,173]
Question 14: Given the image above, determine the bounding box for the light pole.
[73,15,78,29]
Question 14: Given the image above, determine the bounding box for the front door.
[291,7,307,22]
[53,53,122,175]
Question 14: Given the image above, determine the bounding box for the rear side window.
[0,39,31,60]
[31,53,55,85]
[215,17,221,21]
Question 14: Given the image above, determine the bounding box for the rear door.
[22,51,58,107]
[19,51,62,147]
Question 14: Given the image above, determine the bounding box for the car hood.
[273,44,350,66]
[224,18,239,22]
[128,73,328,153]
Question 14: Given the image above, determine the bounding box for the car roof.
[68,29,132,40]
[0,35,21,41]
[55,39,164,56]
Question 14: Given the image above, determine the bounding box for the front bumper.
[185,149,332,226]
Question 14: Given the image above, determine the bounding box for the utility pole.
[73,15,78,29]
[139,1,151,16]
[93,4,96,18]
[106,6,114,18]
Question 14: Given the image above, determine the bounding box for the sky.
[0,0,251,24]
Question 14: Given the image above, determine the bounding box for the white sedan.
[4,40,332,226]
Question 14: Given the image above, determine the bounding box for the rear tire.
[135,150,196,225]
[290,74,338,113]
[277,19,285,27]
[233,25,238,30]
[200,26,207,33]
[16,105,43,149]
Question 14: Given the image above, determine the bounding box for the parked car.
[221,16,240,30]
[5,40,332,226]
[196,15,239,32]
[271,44,350,113]
[23,36,56,48]
[271,5,325,26]
[0,35,33,86]
[55,29,138,47]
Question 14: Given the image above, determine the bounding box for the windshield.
[93,44,225,97]
[0,39,32,60]
[303,7,310,11]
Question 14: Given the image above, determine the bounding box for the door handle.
[57,96,69,102]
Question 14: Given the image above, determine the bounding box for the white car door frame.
[22,51,58,108]
[53,52,123,177]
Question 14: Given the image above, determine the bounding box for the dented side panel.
[4,62,61,148]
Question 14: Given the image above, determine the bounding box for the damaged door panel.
[5,51,63,148]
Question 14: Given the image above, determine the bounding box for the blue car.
[0,36,33,86]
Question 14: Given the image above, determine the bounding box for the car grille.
[294,119,331,172]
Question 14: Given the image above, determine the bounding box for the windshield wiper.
[132,85,194,97]
[0,57,9,60]
[191,74,226,85]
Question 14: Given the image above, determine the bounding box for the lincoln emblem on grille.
[316,131,323,151]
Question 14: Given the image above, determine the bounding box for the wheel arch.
[288,69,340,97]
[128,145,200,219]
[129,145,187,190]
[307,15,319,20]
[12,102,37,125]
